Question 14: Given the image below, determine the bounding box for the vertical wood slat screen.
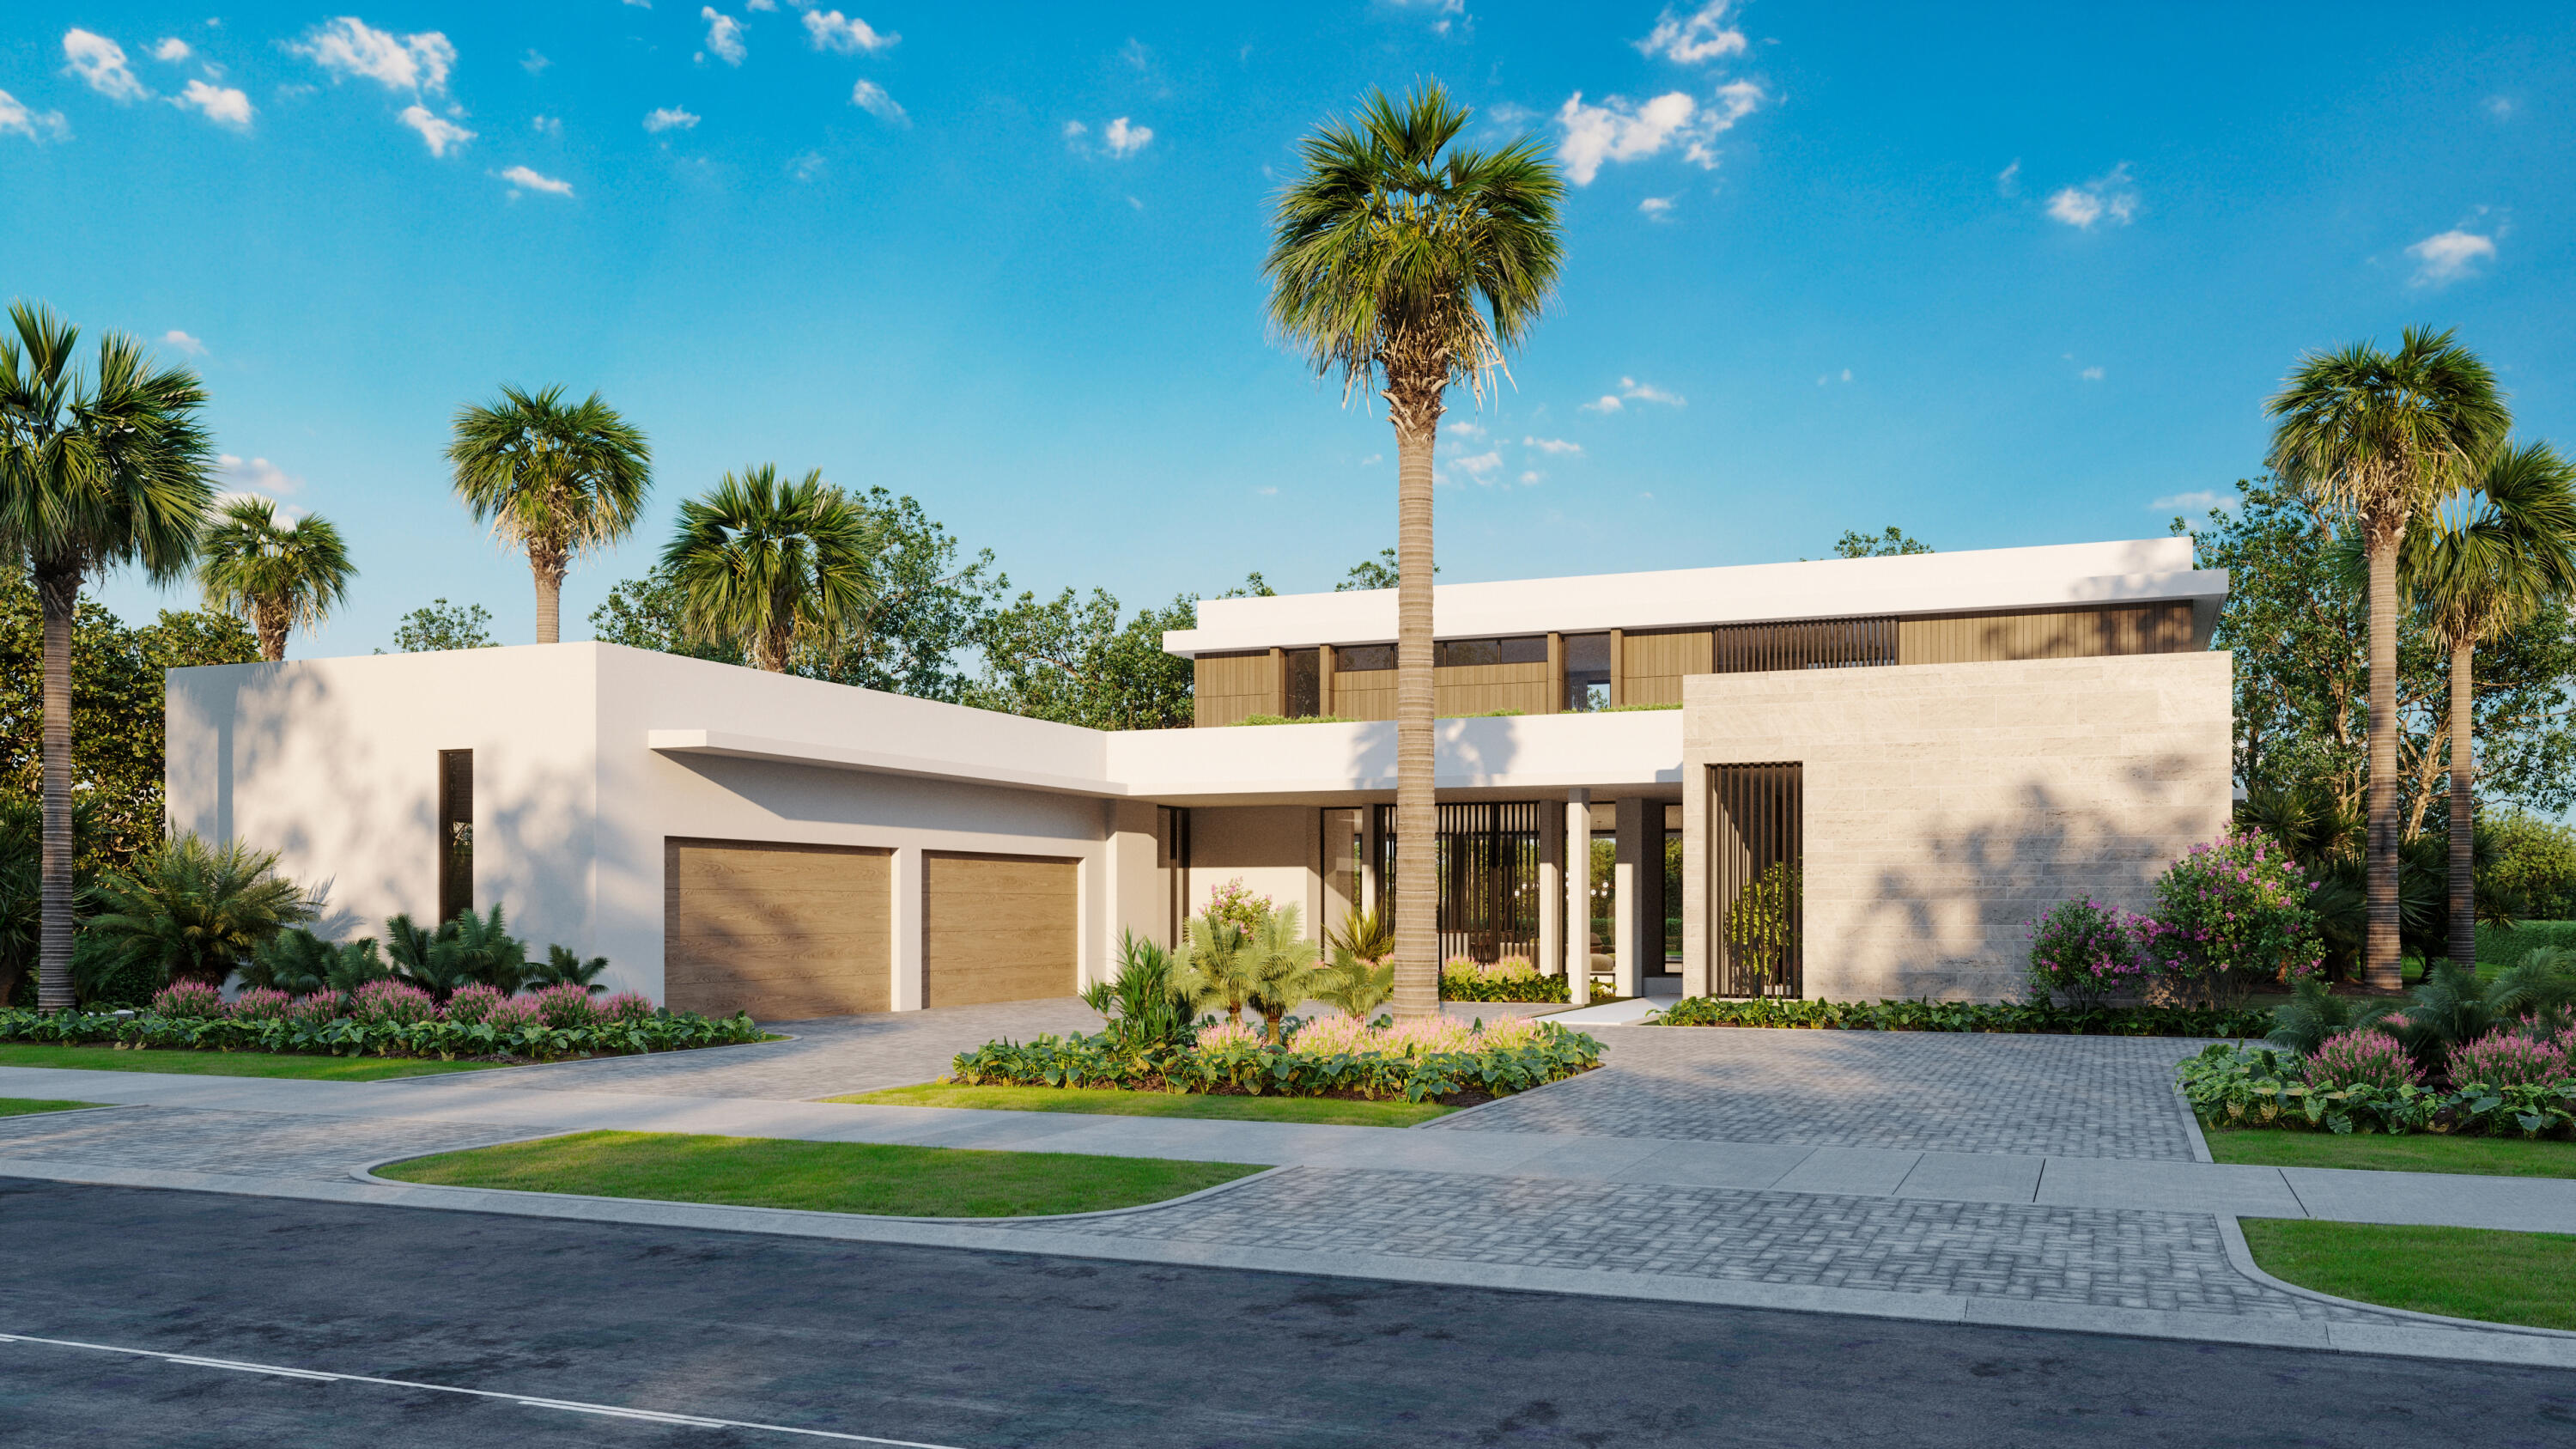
[437,749,473,923]
[1372,801,1541,964]
[1710,618,1899,674]
[1709,762,1802,998]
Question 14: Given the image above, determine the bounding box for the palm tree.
[84,834,316,989]
[661,466,873,672]
[2267,328,2508,990]
[1264,83,1564,1019]
[196,496,357,661]
[446,385,652,644]
[0,303,216,1011]
[2401,441,2576,969]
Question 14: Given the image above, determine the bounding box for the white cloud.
[0,88,70,142]
[399,105,475,156]
[1996,158,2020,198]
[2045,163,2137,228]
[161,330,206,355]
[1104,116,1152,156]
[701,8,747,65]
[2485,96,2514,119]
[2406,228,2495,287]
[217,454,303,496]
[153,38,192,64]
[1581,395,1624,414]
[1520,471,1542,485]
[292,17,456,94]
[1637,3,1748,64]
[1638,195,1675,219]
[173,79,253,128]
[2081,365,2105,381]
[788,149,824,181]
[1555,83,1759,186]
[1620,375,1685,406]
[804,9,897,54]
[500,164,573,197]
[1523,436,1582,455]
[746,0,776,9]
[644,106,700,133]
[1451,450,1503,481]
[850,80,908,125]
[522,50,551,75]
[1447,420,1485,440]
[1813,368,1852,387]
[532,114,562,136]
[1360,454,1382,466]
[64,29,147,102]
[2150,490,2234,514]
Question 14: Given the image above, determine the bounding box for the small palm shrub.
[531,944,611,995]
[87,835,317,989]
[149,980,225,1018]
[348,980,436,1026]
[2026,899,2147,1010]
[598,990,657,1025]
[1314,947,1395,1018]
[2449,1032,2572,1087]
[2306,1029,2421,1091]
[228,988,295,1021]
[532,982,598,1028]
[2265,976,2398,1056]
[441,983,512,1025]
[1241,905,1325,1044]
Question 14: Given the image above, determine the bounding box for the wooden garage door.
[924,851,1078,1007]
[665,838,892,1020]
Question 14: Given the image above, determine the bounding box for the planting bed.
[830,1082,1458,1127]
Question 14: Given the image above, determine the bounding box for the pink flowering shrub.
[2450,1032,2572,1088]
[149,981,225,1019]
[441,983,511,1025]
[283,992,342,1028]
[347,980,436,1026]
[2305,1030,2421,1092]
[2136,828,2324,1009]
[1445,956,1541,982]
[483,995,540,1030]
[532,983,599,1028]
[598,991,657,1025]
[1373,1018,1480,1056]
[228,988,295,1021]
[1286,1014,1378,1056]
[1284,1014,1537,1057]
[1194,1018,1261,1050]
[2026,899,2148,1009]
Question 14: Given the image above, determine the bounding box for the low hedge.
[1442,970,1575,1003]
[2475,920,2576,970]
[0,1006,765,1062]
[2177,1043,2576,1139]
[1646,995,2274,1037]
[951,1023,1603,1104]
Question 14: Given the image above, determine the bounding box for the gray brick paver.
[0,1106,519,1180]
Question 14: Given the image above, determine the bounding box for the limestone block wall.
[1680,651,2233,1002]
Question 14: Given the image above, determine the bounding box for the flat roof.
[1162,538,2226,656]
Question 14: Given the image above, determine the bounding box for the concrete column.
[1564,788,1591,1007]
[1681,771,1710,998]
[1613,796,1645,998]
[890,844,925,1011]
[1537,798,1564,977]
[1640,802,1669,982]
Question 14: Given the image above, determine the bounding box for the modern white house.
[164,537,2233,1018]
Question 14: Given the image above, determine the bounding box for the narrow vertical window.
[438,749,473,924]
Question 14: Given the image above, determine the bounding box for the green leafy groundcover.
[0,1006,766,1062]
[2176,1043,2576,1139]
[951,1022,1603,1104]
[1441,970,1575,1003]
[1648,996,2274,1036]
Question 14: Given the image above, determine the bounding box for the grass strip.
[377,1130,1266,1217]
[2207,1129,2576,1179]
[2240,1219,2576,1330]
[829,1082,1458,1127]
[0,1097,106,1118]
[0,1042,505,1081]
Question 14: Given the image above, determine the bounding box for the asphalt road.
[3,1178,2572,1448]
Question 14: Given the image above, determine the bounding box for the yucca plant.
[1325,906,1394,964]
[82,834,314,989]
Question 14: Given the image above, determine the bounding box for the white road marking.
[0,1331,974,1446]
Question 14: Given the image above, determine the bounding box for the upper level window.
[1285,648,1321,716]
[1563,632,1611,710]
[1336,644,1394,673]
[1434,636,1547,667]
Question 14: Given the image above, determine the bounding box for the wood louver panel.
[665,839,891,1020]
[1897,602,2194,665]
[924,851,1078,1006]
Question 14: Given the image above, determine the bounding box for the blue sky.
[5,2,2574,654]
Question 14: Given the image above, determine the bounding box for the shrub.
[2176,1041,2576,1139]
[389,905,530,1000]
[440,983,511,1025]
[530,944,611,995]
[1651,995,2274,1037]
[532,982,599,1029]
[1200,878,1273,941]
[2306,1030,2421,1092]
[348,980,436,1026]
[0,1002,762,1062]
[598,991,657,1025]
[955,1019,1603,1103]
[85,835,316,989]
[484,995,541,1030]
[2026,899,2148,1010]
[2136,828,2323,1008]
[228,987,295,1021]
[2450,1032,2572,1088]
[2476,919,2576,970]
[1194,1018,1260,1051]
[283,992,341,1029]
[1284,1014,1376,1056]
[1083,932,1199,1054]
[1313,948,1395,1018]
[149,980,225,1019]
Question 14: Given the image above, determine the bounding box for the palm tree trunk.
[2447,638,2476,970]
[532,552,566,645]
[1388,392,1441,1020]
[257,598,288,662]
[33,563,79,1013]
[2365,535,2403,991]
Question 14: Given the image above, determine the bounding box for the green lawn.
[2241,1219,2576,1330]
[0,1097,106,1118]
[2208,1129,2576,1179]
[377,1130,1266,1217]
[829,1081,1458,1127]
[0,1042,507,1081]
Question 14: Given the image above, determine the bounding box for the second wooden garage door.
[923,851,1078,1006]
[665,838,891,1020]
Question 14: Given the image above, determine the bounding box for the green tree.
[1265,83,1564,1019]
[1832,527,1932,558]
[82,833,313,991]
[446,384,653,644]
[2267,328,2509,989]
[969,587,1196,729]
[1334,547,1436,592]
[663,466,872,673]
[196,496,356,661]
[2400,441,2576,966]
[0,304,216,1010]
[386,599,497,653]
[2488,811,2576,921]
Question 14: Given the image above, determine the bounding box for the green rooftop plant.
[447,384,652,645]
[663,465,872,673]
[195,496,355,662]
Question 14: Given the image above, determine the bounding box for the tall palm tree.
[446,385,652,644]
[2267,327,2508,990]
[1264,83,1564,1020]
[0,302,216,1011]
[2402,440,2576,968]
[661,466,873,672]
[196,496,357,661]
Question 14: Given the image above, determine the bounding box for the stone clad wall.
[1680,651,2233,1002]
